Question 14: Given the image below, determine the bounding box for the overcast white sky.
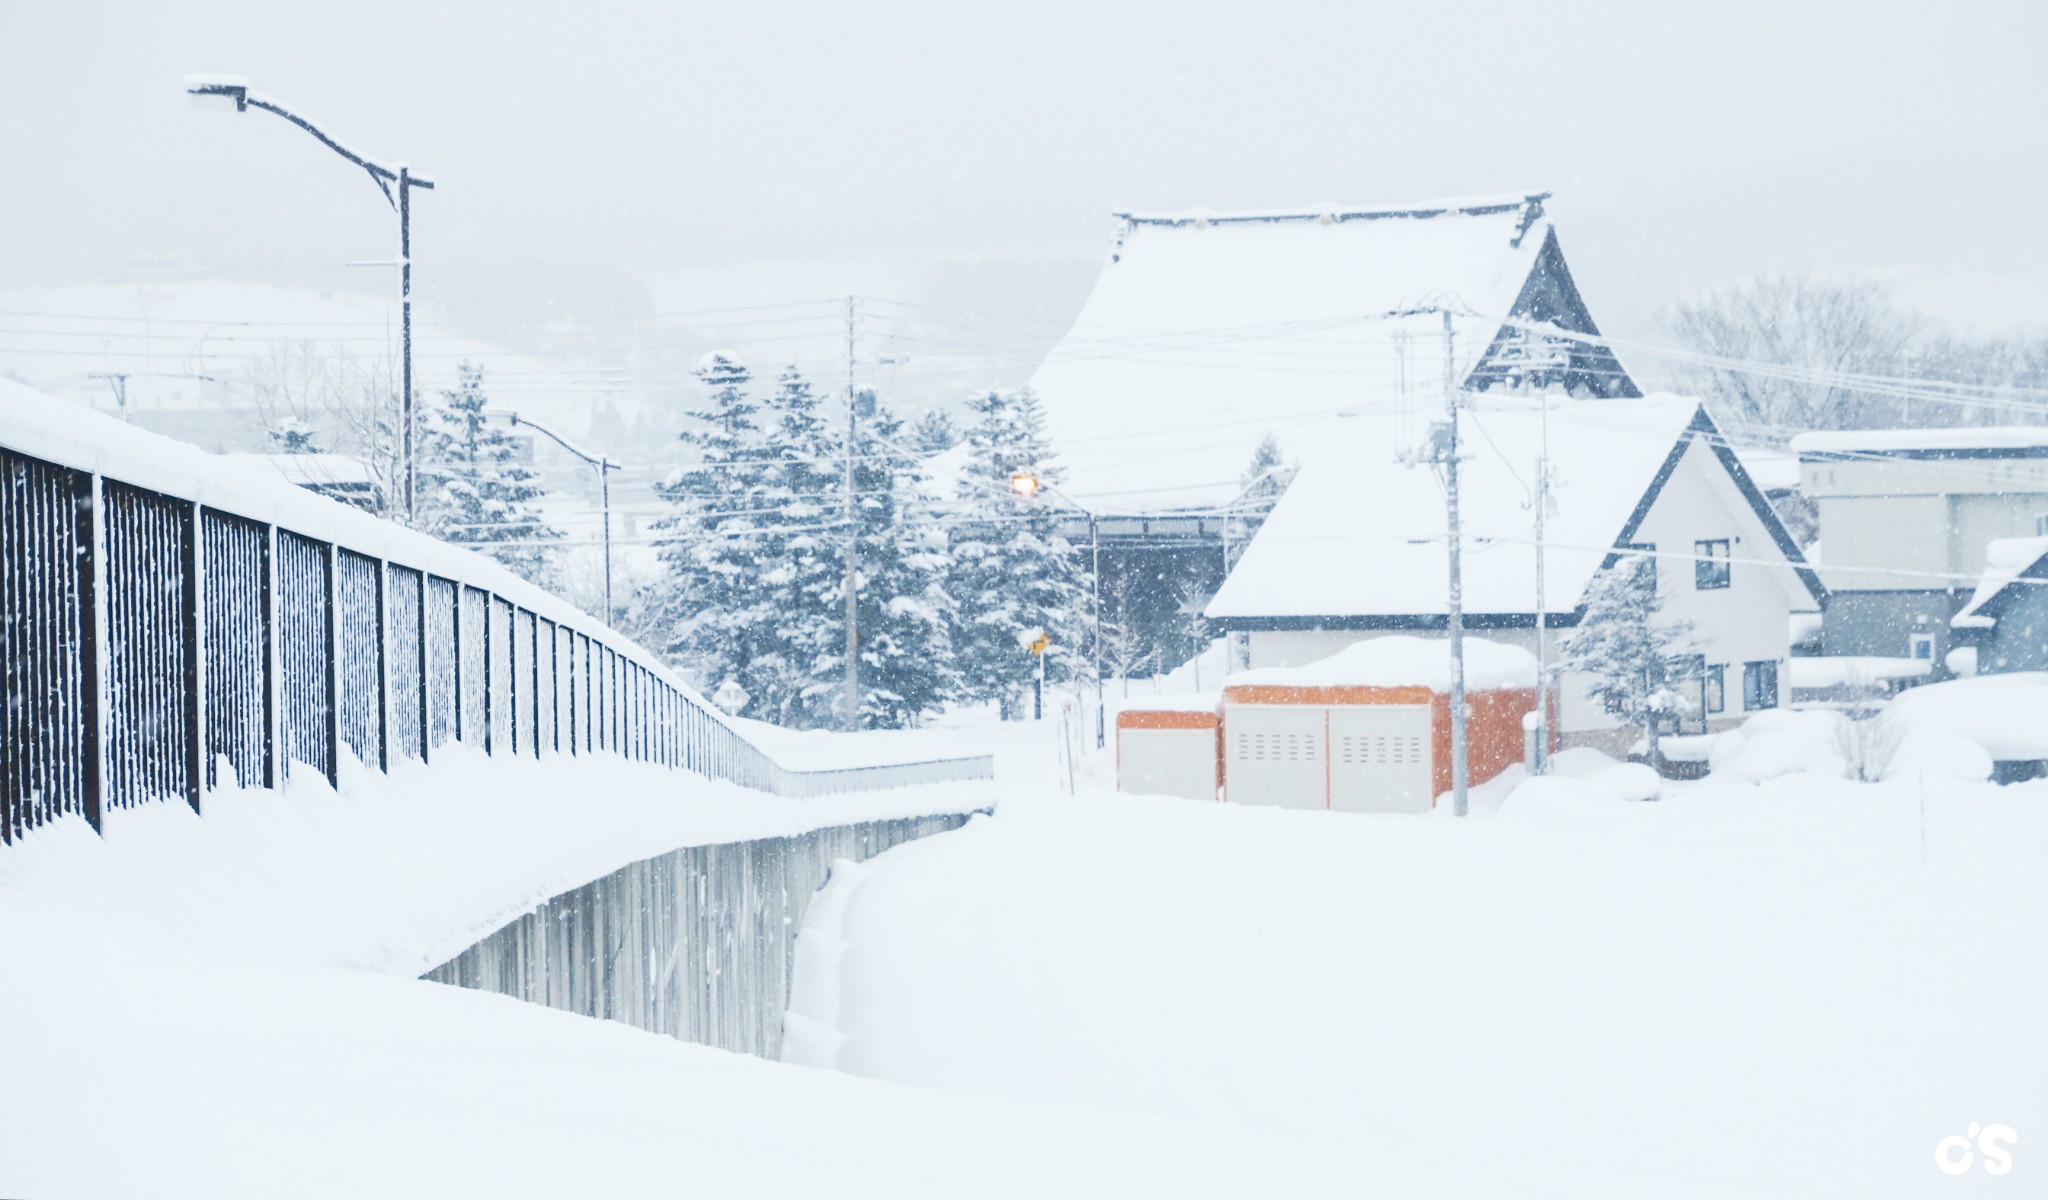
[5,0,2047,340]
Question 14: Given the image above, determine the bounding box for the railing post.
[183,501,204,813]
[482,595,493,756]
[375,559,391,772]
[324,541,340,787]
[263,524,280,789]
[78,473,106,832]
[417,572,431,764]
[529,612,541,759]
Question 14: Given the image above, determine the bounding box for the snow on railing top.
[0,378,743,740]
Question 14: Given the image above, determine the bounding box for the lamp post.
[1009,471,1105,748]
[506,412,619,626]
[184,74,435,522]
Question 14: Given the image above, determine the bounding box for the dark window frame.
[1742,660,1779,711]
[1695,538,1732,590]
[1704,663,1726,714]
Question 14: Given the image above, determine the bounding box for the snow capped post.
[180,74,435,524]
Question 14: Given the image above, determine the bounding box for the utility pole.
[1442,308,1470,817]
[1521,336,1555,777]
[842,295,860,731]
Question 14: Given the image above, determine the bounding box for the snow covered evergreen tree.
[1561,552,1699,765]
[946,385,1086,717]
[419,361,561,585]
[650,352,796,719]
[1232,433,1291,548]
[808,389,959,728]
[268,417,320,454]
[760,365,850,726]
[912,407,958,454]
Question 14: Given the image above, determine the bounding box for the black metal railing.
[1,420,993,846]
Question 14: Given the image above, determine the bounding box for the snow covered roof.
[1028,192,1635,512]
[1225,634,1538,692]
[1952,535,2048,629]
[1791,427,2048,458]
[1206,393,1822,623]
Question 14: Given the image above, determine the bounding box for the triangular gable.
[1463,228,1641,400]
[1594,406,1827,612]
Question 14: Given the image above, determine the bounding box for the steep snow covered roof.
[1226,634,1538,691]
[1205,393,1813,622]
[1952,535,2048,629]
[1029,192,1626,512]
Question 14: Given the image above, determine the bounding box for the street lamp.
[184,73,435,523]
[1009,470,1106,747]
[505,412,620,626]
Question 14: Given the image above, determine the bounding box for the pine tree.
[419,361,561,585]
[912,407,959,455]
[1561,552,1699,765]
[809,390,959,728]
[1233,433,1292,546]
[650,352,791,718]
[947,386,1086,717]
[760,365,850,727]
[268,417,320,454]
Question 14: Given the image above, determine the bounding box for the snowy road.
[788,777,2048,1196]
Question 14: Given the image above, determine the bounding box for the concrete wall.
[1805,454,2048,592]
[423,811,977,1060]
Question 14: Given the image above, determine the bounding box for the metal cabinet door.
[1118,727,1217,800]
[1224,705,1327,809]
[1328,704,1433,813]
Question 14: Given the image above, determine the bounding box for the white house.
[1204,394,1824,752]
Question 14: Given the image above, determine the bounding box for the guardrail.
[426,810,981,1058]
[0,383,993,845]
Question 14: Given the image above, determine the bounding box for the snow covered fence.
[424,810,978,1058]
[0,382,992,845]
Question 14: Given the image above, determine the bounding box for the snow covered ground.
[791,772,2048,1196]
[9,707,2044,1196]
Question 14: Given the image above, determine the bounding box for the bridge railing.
[0,383,993,846]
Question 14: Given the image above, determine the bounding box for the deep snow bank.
[0,744,991,976]
[793,779,2048,1197]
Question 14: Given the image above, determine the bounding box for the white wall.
[1608,440,1801,722]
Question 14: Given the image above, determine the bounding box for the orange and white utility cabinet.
[1114,696,1222,800]
[1219,636,1551,814]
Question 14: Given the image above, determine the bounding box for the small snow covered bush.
[1880,729,1992,783]
[1707,709,1848,782]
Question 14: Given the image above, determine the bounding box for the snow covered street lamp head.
[183,74,250,112]
[177,73,433,525]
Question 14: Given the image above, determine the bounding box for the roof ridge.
[1113,191,1551,229]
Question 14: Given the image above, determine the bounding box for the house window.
[1694,539,1731,590]
[2035,513,2048,537]
[1909,633,1935,661]
[1742,661,1779,711]
[1621,542,1656,591]
[1704,664,1726,714]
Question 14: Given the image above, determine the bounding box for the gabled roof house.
[1030,192,1638,514]
[1205,394,1825,745]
